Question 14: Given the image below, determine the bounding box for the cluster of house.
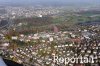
[0,24,100,66]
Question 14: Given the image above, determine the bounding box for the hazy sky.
[0,0,100,6]
[0,0,98,2]
[0,0,99,2]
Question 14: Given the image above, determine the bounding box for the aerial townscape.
[0,0,100,66]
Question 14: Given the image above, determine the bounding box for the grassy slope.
[12,11,100,34]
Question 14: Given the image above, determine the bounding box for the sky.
[0,0,99,3]
[0,0,100,6]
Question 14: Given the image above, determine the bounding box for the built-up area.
[0,23,100,66]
